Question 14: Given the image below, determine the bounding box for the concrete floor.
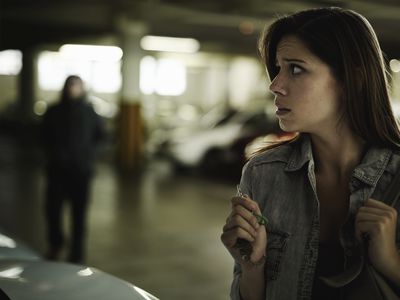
[0,133,236,300]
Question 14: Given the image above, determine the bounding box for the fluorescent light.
[0,50,22,75]
[91,61,122,93]
[38,50,122,93]
[390,59,400,73]
[140,56,157,95]
[140,56,187,96]
[140,35,200,53]
[38,51,90,91]
[156,58,186,95]
[59,44,123,61]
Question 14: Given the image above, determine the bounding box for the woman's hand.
[355,198,400,280]
[221,195,267,268]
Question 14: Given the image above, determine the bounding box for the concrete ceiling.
[2,0,400,57]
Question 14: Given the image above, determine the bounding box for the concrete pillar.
[19,48,36,121]
[116,18,148,171]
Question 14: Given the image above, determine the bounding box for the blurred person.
[41,75,105,263]
[221,7,400,300]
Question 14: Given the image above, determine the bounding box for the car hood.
[0,260,159,300]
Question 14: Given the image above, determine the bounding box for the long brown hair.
[256,7,400,155]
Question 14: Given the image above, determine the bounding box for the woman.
[221,7,400,300]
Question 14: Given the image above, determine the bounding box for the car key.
[234,186,268,261]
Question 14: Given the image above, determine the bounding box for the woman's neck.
[310,126,366,180]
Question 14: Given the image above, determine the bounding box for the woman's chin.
[279,121,298,133]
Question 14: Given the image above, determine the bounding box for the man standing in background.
[41,75,105,264]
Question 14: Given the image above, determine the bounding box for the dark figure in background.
[42,75,105,263]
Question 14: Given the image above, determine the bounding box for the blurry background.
[2,0,400,299]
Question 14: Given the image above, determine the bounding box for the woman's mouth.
[276,108,291,116]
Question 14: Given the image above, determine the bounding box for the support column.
[19,47,35,121]
[117,18,148,171]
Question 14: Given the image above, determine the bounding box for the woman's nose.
[269,74,287,96]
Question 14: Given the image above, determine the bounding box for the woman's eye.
[290,64,303,75]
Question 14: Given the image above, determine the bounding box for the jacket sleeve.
[230,160,254,300]
[230,261,244,300]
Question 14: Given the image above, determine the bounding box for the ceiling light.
[59,44,123,61]
[0,50,22,75]
[239,21,255,35]
[390,59,400,73]
[140,35,200,53]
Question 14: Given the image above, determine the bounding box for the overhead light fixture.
[390,59,400,73]
[0,49,22,75]
[38,50,122,93]
[140,35,200,53]
[140,56,187,96]
[59,44,123,61]
[239,21,255,35]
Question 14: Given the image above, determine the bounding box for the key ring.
[236,185,269,226]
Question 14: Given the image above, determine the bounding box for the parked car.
[0,231,159,300]
[163,110,280,179]
[0,260,159,300]
[148,106,237,156]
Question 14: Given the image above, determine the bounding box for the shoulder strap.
[382,169,400,208]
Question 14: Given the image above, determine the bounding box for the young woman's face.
[269,35,343,134]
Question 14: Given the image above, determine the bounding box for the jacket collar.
[352,147,392,186]
[285,134,392,187]
[285,134,313,172]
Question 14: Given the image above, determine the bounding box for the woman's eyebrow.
[275,57,307,65]
[283,58,307,64]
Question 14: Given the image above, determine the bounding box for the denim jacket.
[230,134,400,300]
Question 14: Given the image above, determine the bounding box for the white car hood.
[0,260,158,300]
